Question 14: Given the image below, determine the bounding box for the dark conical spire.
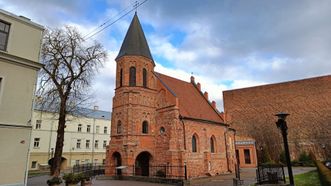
[116,13,153,61]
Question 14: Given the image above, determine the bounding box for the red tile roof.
[155,72,224,124]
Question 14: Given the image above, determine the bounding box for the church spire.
[116,13,153,61]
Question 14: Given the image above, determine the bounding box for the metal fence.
[67,164,186,180]
[68,163,105,177]
[256,164,285,184]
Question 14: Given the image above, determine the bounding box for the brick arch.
[210,135,216,153]
[111,151,122,175]
[192,133,199,152]
[135,151,153,176]
[116,120,122,134]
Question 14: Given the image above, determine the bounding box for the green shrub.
[298,151,314,166]
[316,161,331,186]
[46,177,62,186]
[63,173,82,184]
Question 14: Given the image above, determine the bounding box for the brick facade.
[223,75,331,161]
[105,14,236,178]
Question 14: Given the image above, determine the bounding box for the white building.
[29,106,111,170]
[0,9,43,186]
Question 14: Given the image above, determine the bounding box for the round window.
[160,127,165,134]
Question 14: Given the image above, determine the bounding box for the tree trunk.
[51,98,67,176]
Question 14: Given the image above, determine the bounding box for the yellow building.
[29,106,111,170]
[0,9,44,186]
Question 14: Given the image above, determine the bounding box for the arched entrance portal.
[135,151,152,176]
[112,152,122,175]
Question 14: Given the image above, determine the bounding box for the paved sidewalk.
[27,167,316,186]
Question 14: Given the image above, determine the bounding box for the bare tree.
[38,26,107,176]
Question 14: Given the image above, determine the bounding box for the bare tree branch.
[37,26,107,177]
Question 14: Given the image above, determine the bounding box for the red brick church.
[105,13,237,178]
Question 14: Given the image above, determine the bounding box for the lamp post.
[275,112,294,186]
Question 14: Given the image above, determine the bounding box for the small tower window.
[143,68,147,88]
[142,121,148,134]
[117,120,122,134]
[129,66,136,86]
[192,134,198,152]
[120,68,123,87]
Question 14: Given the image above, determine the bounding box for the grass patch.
[288,170,321,186]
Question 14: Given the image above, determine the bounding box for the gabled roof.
[116,13,153,61]
[155,72,224,124]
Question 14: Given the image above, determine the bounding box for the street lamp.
[275,112,294,186]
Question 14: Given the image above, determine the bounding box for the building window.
[75,160,80,165]
[78,124,82,132]
[143,68,147,88]
[102,159,106,165]
[244,149,251,164]
[142,121,148,134]
[96,126,100,133]
[160,127,165,134]
[117,120,122,134]
[34,138,40,148]
[120,68,123,87]
[129,66,136,86]
[87,125,91,133]
[103,140,107,149]
[104,126,107,134]
[0,20,10,51]
[192,135,198,152]
[76,139,81,149]
[36,120,42,129]
[86,140,90,149]
[31,161,37,168]
[210,136,215,153]
[95,140,99,149]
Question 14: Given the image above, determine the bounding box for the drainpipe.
[224,129,230,172]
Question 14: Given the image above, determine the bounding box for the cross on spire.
[134,1,139,13]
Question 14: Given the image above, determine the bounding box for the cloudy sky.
[1,0,331,111]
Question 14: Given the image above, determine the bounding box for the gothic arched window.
[120,68,123,87]
[210,136,216,153]
[192,134,198,152]
[142,121,148,134]
[117,120,122,134]
[143,68,147,88]
[129,66,136,86]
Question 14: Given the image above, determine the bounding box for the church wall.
[183,120,230,178]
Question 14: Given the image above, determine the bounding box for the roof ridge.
[190,81,225,121]
[155,72,191,85]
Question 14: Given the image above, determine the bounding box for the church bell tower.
[106,12,157,176]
